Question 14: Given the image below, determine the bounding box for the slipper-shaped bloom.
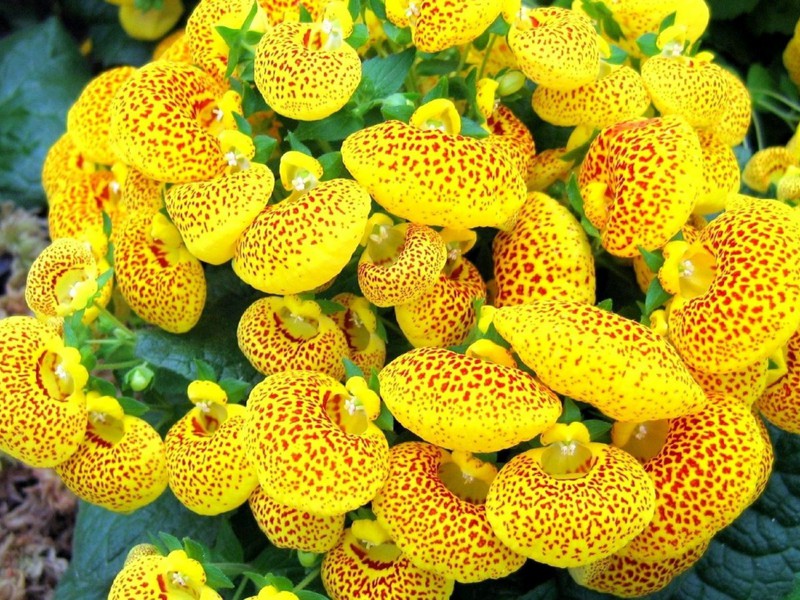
[114,210,207,333]
[758,328,800,433]
[245,371,389,516]
[109,61,233,183]
[379,346,560,452]
[120,168,166,217]
[662,199,800,373]
[249,485,344,553]
[507,7,600,90]
[742,147,799,193]
[778,166,800,204]
[153,29,193,63]
[41,134,96,201]
[386,0,502,52]
[234,171,371,294]
[67,66,136,165]
[109,548,221,600]
[569,539,709,598]
[786,33,800,88]
[254,3,360,120]
[693,130,740,216]
[616,395,770,560]
[48,170,125,244]
[532,65,650,129]
[578,115,702,257]
[526,147,572,191]
[476,82,536,179]
[358,222,446,307]
[486,422,655,568]
[641,55,727,128]
[165,380,258,515]
[165,162,274,264]
[237,295,350,380]
[55,393,168,512]
[372,443,525,582]
[712,68,752,146]
[117,0,184,41]
[493,301,707,421]
[330,293,387,374]
[341,101,526,230]
[493,191,595,306]
[321,519,455,600]
[395,256,486,348]
[0,317,88,467]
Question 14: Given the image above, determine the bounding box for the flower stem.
[293,568,321,592]
[477,34,497,81]
[231,575,249,600]
[95,304,135,339]
[96,359,143,371]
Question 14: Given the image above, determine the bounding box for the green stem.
[477,34,497,81]
[87,338,133,346]
[380,317,403,339]
[318,139,334,154]
[753,111,765,150]
[96,359,143,371]
[293,568,320,592]
[456,42,471,74]
[231,575,249,600]
[95,304,135,339]
[758,89,800,114]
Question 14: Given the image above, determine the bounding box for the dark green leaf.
[375,317,389,343]
[747,63,777,106]
[346,23,369,49]
[422,76,449,103]
[254,134,278,163]
[460,117,490,139]
[159,532,183,552]
[89,376,118,397]
[368,0,386,19]
[0,18,91,207]
[342,357,364,380]
[488,15,510,36]
[658,11,677,33]
[638,246,665,273]
[361,48,416,99]
[218,378,252,404]
[203,564,235,590]
[317,299,347,315]
[644,277,671,315]
[636,32,660,57]
[296,592,329,600]
[293,112,364,142]
[596,298,613,312]
[558,397,582,424]
[194,358,217,381]
[212,518,245,563]
[583,419,612,442]
[233,112,253,136]
[299,3,313,22]
[705,0,759,20]
[769,359,780,370]
[605,45,628,65]
[347,0,361,19]
[182,537,207,562]
[381,102,416,122]
[118,396,150,417]
[416,57,461,76]
[319,152,347,180]
[381,20,412,45]
[287,131,313,155]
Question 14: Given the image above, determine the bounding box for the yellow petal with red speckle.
[341,120,526,230]
[759,327,800,433]
[0,317,88,467]
[249,485,344,553]
[109,61,229,183]
[153,29,192,62]
[42,134,96,202]
[120,168,166,217]
[711,68,751,146]
[48,171,124,244]
[621,395,770,560]
[118,0,184,41]
[508,7,599,90]
[641,56,726,128]
[166,163,274,265]
[742,147,799,193]
[379,347,560,452]
[186,0,255,84]
[260,0,323,23]
[483,105,537,180]
[527,147,572,191]
[569,540,709,598]
[358,224,447,307]
[395,0,502,53]
[485,442,655,568]
[165,403,258,515]
[688,360,768,407]
[67,66,136,165]
[237,296,350,380]
[693,130,740,216]
[493,301,707,421]
[578,115,702,257]
[330,293,387,374]
[234,178,370,294]
[532,66,650,129]
[114,211,206,333]
[667,199,800,373]
[372,442,525,582]
[493,191,595,307]
[109,550,222,600]
[245,370,389,516]
[395,257,486,348]
[254,21,361,121]
[321,527,455,600]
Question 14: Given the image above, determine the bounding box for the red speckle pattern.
[399,0,502,53]
[493,301,707,421]
[49,171,123,243]
[245,370,389,516]
[186,0,250,85]
[108,553,222,600]
[759,327,800,433]
[330,292,387,375]
[688,360,767,407]
[41,133,92,201]
[694,130,740,215]
[483,105,537,180]
[121,169,166,217]
[379,347,561,453]
[493,191,595,307]
[527,147,572,191]
[712,68,752,146]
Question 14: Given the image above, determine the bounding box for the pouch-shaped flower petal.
[109,549,222,600]
[165,163,275,264]
[641,55,726,128]
[618,395,769,560]
[0,317,88,467]
[508,7,600,90]
[379,347,560,452]
[786,34,800,88]
[237,295,350,380]
[67,66,136,165]
[245,370,389,516]
[693,130,740,216]
[118,0,184,41]
[330,293,387,374]
[341,120,526,230]
[532,65,650,129]
[569,540,709,598]
[114,211,207,333]
[482,104,537,180]
[254,20,361,121]
[48,170,125,244]
[493,301,707,421]
[153,29,192,63]
[165,381,258,515]
[234,178,370,294]
[527,147,572,191]
[249,485,345,553]
[321,520,455,600]
[578,115,702,257]
[486,423,655,568]
[55,394,168,512]
[109,61,229,183]
[358,223,447,307]
[688,359,768,407]
[395,257,486,348]
[665,199,800,373]
[742,147,799,193]
[372,443,525,582]
[712,68,752,147]
[758,328,800,433]
[493,192,595,307]
[42,134,96,201]
[120,168,166,217]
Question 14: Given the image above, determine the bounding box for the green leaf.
[317,299,347,315]
[212,518,245,563]
[319,152,347,180]
[346,23,369,49]
[218,378,252,404]
[769,359,780,370]
[89,376,117,397]
[416,57,461,76]
[118,395,150,417]
[583,419,612,442]
[293,111,365,142]
[422,76,449,103]
[636,32,660,57]
[565,174,601,240]
[233,112,253,136]
[0,18,91,208]
[658,11,677,33]
[368,0,386,19]
[638,246,665,273]
[342,357,364,380]
[381,20,412,45]
[253,134,278,163]
[596,298,613,312]
[558,397,582,424]
[194,358,217,382]
[159,532,183,552]
[203,564,235,590]
[580,0,623,41]
[361,48,416,99]
[183,537,207,562]
[287,131,313,155]
[705,0,759,20]
[460,117,490,139]
[347,0,361,19]
[296,592,329,600]
[644,277,672,316]
[747,63,777,106]
[488,15,510,36]
[604,44,628,65]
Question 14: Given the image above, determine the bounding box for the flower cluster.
[4,0,800,598]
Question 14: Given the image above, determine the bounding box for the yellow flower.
[693,130,741,215]
[117,0,184,41]
[329,293,387,375]
[109,549,222,600]
[742,146,799,193]
[758,327,800,433]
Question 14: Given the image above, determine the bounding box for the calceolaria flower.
[329,292,387,374]
[108,548,221,600]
